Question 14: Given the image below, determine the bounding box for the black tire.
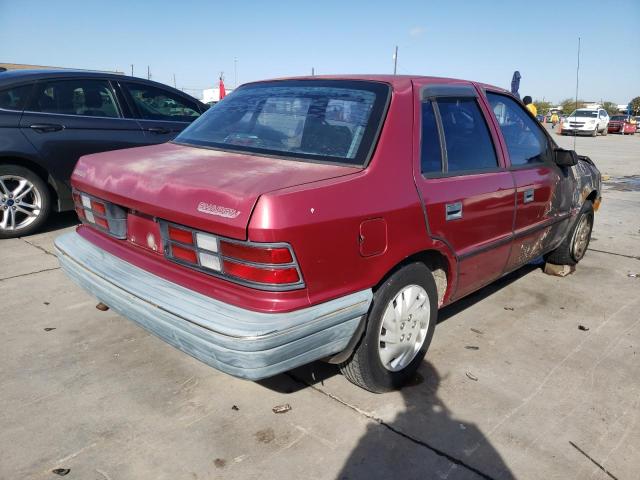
[0,164,51,239]
[544,200,594,266]
[602,127,608,136]
[591,128,597,137]
[339,263,438,393]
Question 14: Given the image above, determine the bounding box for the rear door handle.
[146,127,171,134]
[446,201,463,221]
[30,123,64,133]
[523,189,534,204]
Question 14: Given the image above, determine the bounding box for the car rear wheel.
[339,263,437,393]
[0,165,51,239]
[544,200,594,266]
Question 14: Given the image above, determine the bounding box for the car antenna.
[573,37,581,151]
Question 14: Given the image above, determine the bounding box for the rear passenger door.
[484,91,570,272]
[414,83,516,299]
[118,82,202,143]
[20,78,146,193]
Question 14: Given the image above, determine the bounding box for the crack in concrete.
[286,372,496,480]
[0,266,61,282]
[589,248,640,260]
[20,237,56,257]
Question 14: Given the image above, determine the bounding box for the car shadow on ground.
[258,264,541,479]
[36,211,79,234]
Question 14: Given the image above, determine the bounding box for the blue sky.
[1,0,638,104]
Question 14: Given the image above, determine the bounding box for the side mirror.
[555,148,578,167]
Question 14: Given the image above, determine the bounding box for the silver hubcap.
[378,284,430,372]
[0,175,42,231]
[572,213,592,260]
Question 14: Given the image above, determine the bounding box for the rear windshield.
[174,80,390,166]
[570,110,598,118]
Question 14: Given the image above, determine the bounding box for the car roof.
[243,74,509,94]
[0,69,204,104]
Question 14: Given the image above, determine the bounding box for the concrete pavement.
[1,132,638,480]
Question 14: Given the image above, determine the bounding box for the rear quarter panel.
[247,79,453,306]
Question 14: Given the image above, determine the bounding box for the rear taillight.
[73,190,127,239]
[160,221,304,291]
[223,261,300,285]
[219,241,293,264]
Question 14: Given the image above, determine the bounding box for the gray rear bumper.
[54,232,372,380]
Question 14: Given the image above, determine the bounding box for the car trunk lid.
[72,142,359,240]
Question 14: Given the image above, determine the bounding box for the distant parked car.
[0,69,207,238]
[608,115,637,135]
[536,114,544,122]
[561,108,609,136]
[55,75,601,392]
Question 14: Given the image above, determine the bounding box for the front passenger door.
[119,82,202,143]
[485,92,571,272]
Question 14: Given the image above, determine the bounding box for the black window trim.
[483,89,556,170]
[420,88,502,179]
[120,80,202,123]
[173,79,393,169]
[109,80,135,119]
[23,77,125,120]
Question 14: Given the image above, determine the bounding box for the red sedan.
[54,75,602,392]
[608,115,637,135]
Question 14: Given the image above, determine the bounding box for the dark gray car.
[0,69,207,238]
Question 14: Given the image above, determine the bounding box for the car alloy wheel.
[0,175,43,232]
[377,284,431,372]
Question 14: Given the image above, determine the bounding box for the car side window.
[124,83,201,122]
[420,100,443,174]
[486,92,551,166]
[30,79,120,118]
[437,97,498,173]
[0,84,33,111]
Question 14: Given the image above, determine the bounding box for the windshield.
[175,80,390,166]
[569,110,598,118]
[611,115,627,121]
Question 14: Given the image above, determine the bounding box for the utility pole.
[234,57,238,88]
[130,64,134,76]
[393,46,398,75]
[147,65,151,80]
[173,73,177,88]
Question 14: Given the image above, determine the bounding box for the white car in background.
[561,108,609,136]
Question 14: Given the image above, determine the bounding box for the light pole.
[234,58,238,88]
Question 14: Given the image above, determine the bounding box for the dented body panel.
[56,74,601,380]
